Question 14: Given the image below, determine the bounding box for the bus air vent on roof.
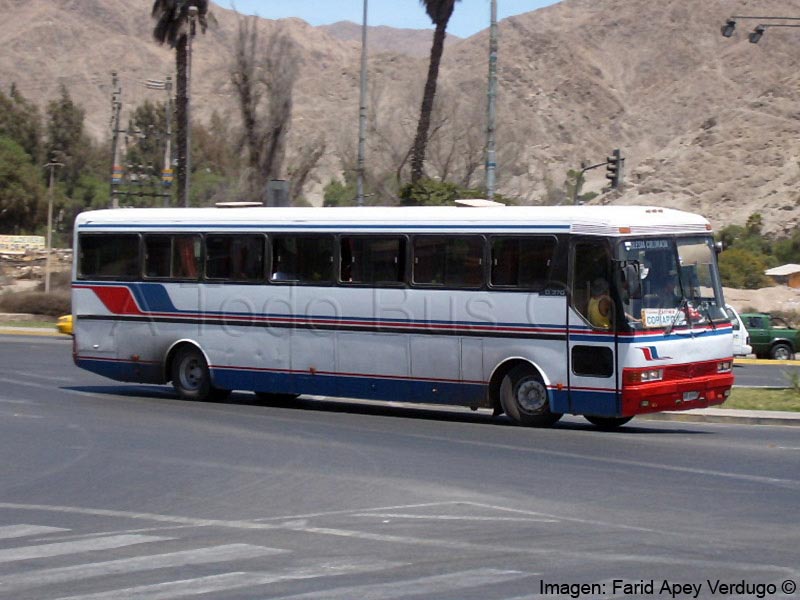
[215,201,264,208]
[454,199,505,207]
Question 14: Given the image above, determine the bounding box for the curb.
[639,411,800,427]
[0,327,64,337]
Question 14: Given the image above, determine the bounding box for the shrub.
[0,290,70,316]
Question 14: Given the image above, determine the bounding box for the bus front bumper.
[621,372,734,416]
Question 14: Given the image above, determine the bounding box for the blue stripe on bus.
[75,357,626,416]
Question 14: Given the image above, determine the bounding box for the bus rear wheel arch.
[168,343,230,402]
[494,362,562,427]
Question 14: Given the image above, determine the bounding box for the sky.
[214,1,560,39]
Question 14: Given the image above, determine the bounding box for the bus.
[71,204,734,429]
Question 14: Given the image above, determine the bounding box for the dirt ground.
[724,285,800,316]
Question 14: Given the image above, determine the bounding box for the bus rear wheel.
[499,364,562,427]
[171,346,230,402]
[584,415,633,430]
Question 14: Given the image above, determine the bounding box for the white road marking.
[0,544,286,593]
[0,534,170,564]
[353,512,558,522]
[53,559,403,600]
[0,525,69,540]
[272,568,531,600]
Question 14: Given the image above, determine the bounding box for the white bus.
[72,205,734,429]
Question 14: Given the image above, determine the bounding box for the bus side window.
[340,236,405,285]
[413,236,482,287]
[78,234,140,279]
[144,236,172,278]
[491,236,555,289]
[206,235,264,281]
[172,235,201,280]
[271,236,333,284]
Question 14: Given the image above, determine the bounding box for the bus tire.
[499,364,562,427]
[584,415,633,430]
[171,346,230,402]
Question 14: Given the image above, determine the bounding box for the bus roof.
[75,205,712,236]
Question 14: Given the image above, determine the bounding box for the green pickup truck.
[740,313,799,360]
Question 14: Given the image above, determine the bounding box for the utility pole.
[356,0,369,206]
[485,0,498,200]
[109,72,123,209]
[184,6,198,208]
[44,158,64,294]
[163,76,173,206]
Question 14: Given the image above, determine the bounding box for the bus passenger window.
[413,236,483,288]
[491,237,555,289]
[340,236,405,285]
[172,236,201,279]
[78,234,140,279]
[144,235,200,280]
[206,235,264,281]
[271,236,333,284]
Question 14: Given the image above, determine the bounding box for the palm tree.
[410,0,459,184]
[151,0,209,206]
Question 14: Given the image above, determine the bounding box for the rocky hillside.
[2,0,800,233]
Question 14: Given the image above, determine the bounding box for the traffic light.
[606,149,623,189]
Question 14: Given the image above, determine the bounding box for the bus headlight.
[624,368,664,384]
[641,368,664,382]
[717,360,732,373]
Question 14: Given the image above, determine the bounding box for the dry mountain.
[1,0,799,234]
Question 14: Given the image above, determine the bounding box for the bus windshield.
[616,236,726,330]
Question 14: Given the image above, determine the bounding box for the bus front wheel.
[499,364,562,427]
[584,415,633,430]
[171,346,230,402]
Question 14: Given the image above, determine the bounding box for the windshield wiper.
[664,297,688,336]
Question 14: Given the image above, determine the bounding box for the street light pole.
[485,0,498,200]
[109,72,122,209]
[356,0,368,206]
[44,159,64,294]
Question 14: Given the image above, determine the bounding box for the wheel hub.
[516,379,547,414]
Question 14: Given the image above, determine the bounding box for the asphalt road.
[733,361,800,388]
[0,334,798,600]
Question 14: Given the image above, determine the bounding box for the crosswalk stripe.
[53,559,403,600]
[0,543,286,593]
[0,534,170,564]
[273,568,532,600]
[0,525,69,540]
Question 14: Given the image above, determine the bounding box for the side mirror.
[714,241,724,255]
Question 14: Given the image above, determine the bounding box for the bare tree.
[231,15,299,202]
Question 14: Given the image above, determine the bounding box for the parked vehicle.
[740,312,798,360]
[725,305,751,357]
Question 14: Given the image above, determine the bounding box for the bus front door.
[567,239,619,417]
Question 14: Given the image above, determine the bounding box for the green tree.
[409,0,461,185]
[152,0,211,206]
[323,178,357,207]
[45,84,91,191]
[126,100,168,176]
[0,137,47,233]
[718,247,772,289]
[0,85,42,162]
